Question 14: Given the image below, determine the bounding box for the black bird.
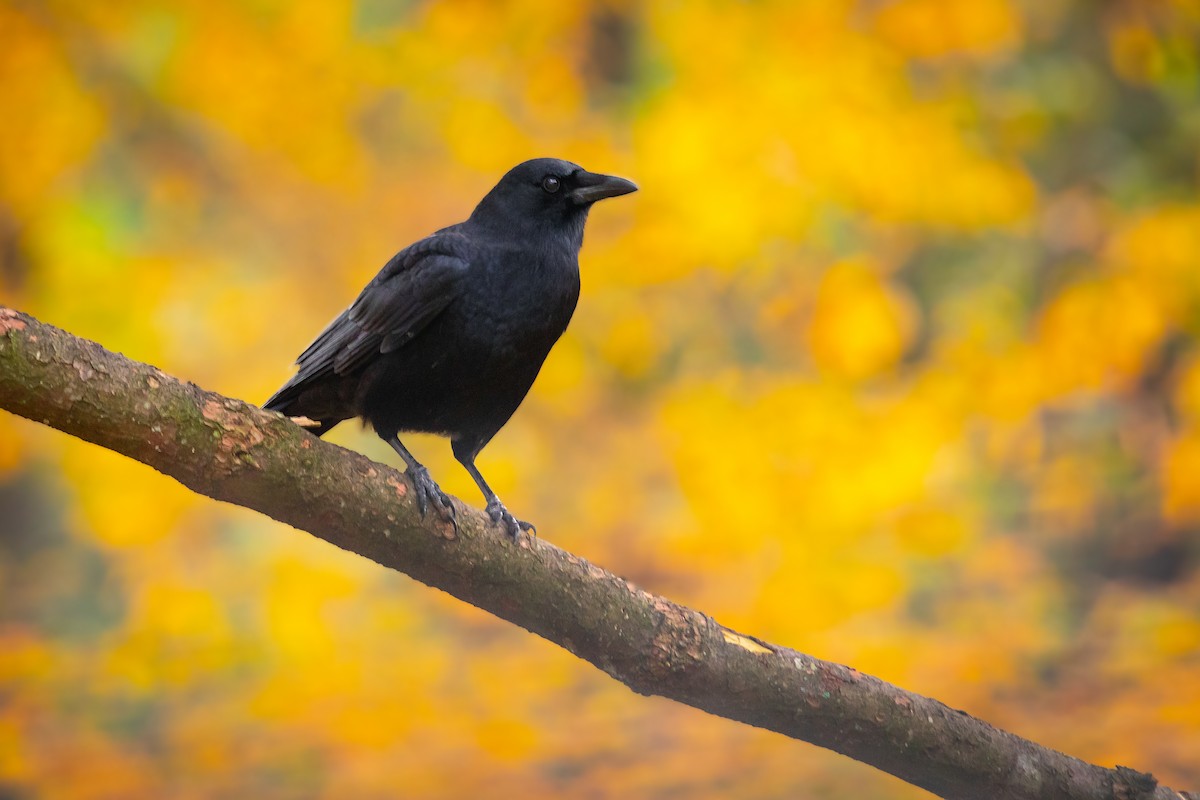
[264,158,637,536]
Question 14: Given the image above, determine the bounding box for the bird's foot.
[407,465,457,530]
[486,499,535,540]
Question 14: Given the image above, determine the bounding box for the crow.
[264,158,637,537]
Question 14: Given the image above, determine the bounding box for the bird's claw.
[408,466,457,530]
[486,500,535,539]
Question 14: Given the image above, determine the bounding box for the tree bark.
[0,305,1193,800]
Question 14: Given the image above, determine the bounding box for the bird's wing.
[290,232,472,383]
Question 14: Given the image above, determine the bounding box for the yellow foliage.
[1036,277,1168,394]
[892,505,971,556]
[0,631,54,684]
[0,416,26,477]
[171,4,370,189]
[0,7,105,215]
[263,554,360,660]
[1161,431,1200,524]
[874,0,1022,60]
[528,332,590,413]
[597,310,658,379]
[1109,207,1200,315]
[475,718,540,761]
[971,344,1048,423]
[106,581,235,689]
[60,444,197,548]
[1108,21,1169,84]
[807,259,918,379]
[1174,356,1200,423]
[1031,456,1098,535]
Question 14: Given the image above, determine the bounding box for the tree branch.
[0,305,1193,800]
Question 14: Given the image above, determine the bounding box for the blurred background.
[2,0,1199,797]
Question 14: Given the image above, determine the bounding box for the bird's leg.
[452,442,534,539]
[385,436,456,528]
[467,461,536,539]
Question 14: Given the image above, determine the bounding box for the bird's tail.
[263,383,343,438]
[298,418,340,437]
[262,380,302,416]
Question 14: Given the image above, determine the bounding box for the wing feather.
[265,232,471,409]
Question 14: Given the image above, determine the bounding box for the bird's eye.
[542,176,561,194]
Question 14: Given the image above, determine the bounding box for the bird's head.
[469,158,637,243]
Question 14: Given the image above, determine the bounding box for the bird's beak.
[569,171,638,205]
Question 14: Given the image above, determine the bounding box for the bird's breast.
[469,251,580,342]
